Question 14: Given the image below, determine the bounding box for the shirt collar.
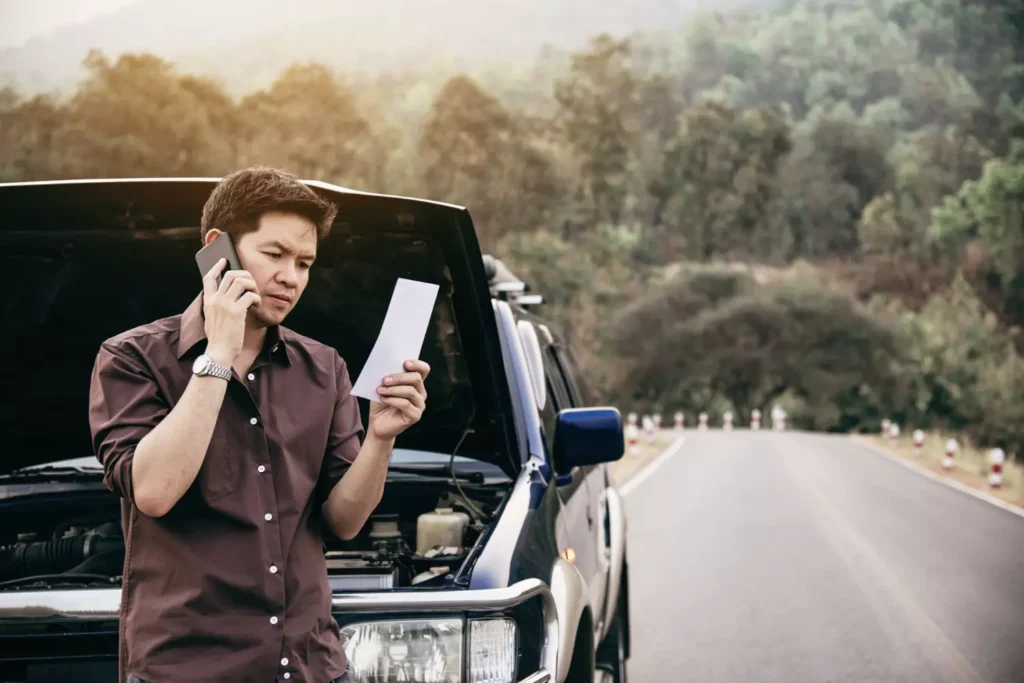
[176,292,292,366]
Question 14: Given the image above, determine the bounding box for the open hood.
[0,179,519,476]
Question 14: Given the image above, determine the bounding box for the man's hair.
[200,167,338,244]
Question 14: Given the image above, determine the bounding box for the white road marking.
[619,435,686,497]
[855,438,1024,522]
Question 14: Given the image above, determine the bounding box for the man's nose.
[277,263,299,287]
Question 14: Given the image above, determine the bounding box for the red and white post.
[653,413,662,431]
[642,415,654,444]
[723,411,734,431]
[888,423,900,441]
[912,429,924,457]
[698,412,709,431]
[881,418,891,438]
[674,411,684,431]
[751,409,761,430]
[626,423,639,456]
[771,405,787,431]
[990,448,1005,489]
[944,438,957,471]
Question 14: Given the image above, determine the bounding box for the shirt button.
[247,372,255,381]
[258,465,266,473]
[250,417,258,425]
[269,616,278,625]
[281,658,289,666]
[265,513,273,521]
[269,565,278,574]
[283,674,290,680]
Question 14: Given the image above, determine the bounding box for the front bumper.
[0,579,558,683]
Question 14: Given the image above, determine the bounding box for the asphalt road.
[622,431,1024,683]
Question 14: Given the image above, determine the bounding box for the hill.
[0,0,770,94]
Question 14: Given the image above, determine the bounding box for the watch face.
[192,355,209,374]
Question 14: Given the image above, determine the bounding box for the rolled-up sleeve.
[89,341,170,504]
[316,353,365,506]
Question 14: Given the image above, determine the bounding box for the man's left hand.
[369,359,430,441]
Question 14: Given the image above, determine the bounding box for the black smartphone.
[195,232,242,285]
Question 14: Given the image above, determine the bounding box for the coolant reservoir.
[416,507,469,555]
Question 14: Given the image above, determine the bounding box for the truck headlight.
[341,618,463,683]
[339,617,519,683]
[469,618,518,683]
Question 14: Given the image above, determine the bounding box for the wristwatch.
[192,354,232,381]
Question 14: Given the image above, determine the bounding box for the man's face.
[205,211,318,328]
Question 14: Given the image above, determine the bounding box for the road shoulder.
[614,430,686,495]
[851,435,1024,519]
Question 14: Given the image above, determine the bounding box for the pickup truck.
[0,179,630,683]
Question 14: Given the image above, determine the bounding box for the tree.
[781,114,894,257]
[609,267,902,422]
[0,88,65,181]
[554,35,639,227]
[930,140,1024,325]
[418,75,562,246]
[655,100,792,262]
[54,51,238,178]
[238,63,385,189]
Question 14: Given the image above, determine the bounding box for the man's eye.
[265,252,281,259]
[299,262,311,270]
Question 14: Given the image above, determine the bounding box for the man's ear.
[203,229,223,247]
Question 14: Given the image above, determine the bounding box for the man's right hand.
[202,258,260,366]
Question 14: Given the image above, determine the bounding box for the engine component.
[368,514,404,555]
[0,522,123,582]
[416,507,469,555]
[411,565,450,585]
[325,552,398,591]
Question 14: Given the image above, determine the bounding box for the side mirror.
[553,407,624,475]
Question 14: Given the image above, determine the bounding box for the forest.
[2,0,1023,451]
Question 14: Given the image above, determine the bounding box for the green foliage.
[930,141,1024,323]
[655,101,792,261]
[418,75,564,245]
[610,266,903,424]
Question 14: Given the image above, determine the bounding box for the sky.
[0,0,138,48]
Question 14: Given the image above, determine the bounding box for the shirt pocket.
[196,432,239,502]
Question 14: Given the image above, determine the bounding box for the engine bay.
[0,478,507,592]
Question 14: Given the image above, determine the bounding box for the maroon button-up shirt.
[89,294,364,683]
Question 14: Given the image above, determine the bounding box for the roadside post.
[881,418,891,438]
[626,423,638,456]
[889,423,900,441]
[723,411,734,431]
[642,416,654,444]
[944,438,957,471]
[698,412,709,431]
[990,448,1005,489]
[674,412,684,430]
[913,429,924,457]
[772,405,786,431]
[653,413,662,431]
[751,409,761,430]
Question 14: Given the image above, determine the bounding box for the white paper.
[351,278,440,401]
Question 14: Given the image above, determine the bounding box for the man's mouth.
[267,294,293,306]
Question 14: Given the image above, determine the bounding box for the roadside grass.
[854,432,1024,510]
[612,429,679,487]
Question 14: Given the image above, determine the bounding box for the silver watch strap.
[206,362,232,381]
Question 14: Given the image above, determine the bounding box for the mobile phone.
[195,232,242,285]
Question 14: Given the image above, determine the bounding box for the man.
[89,167,429,683]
